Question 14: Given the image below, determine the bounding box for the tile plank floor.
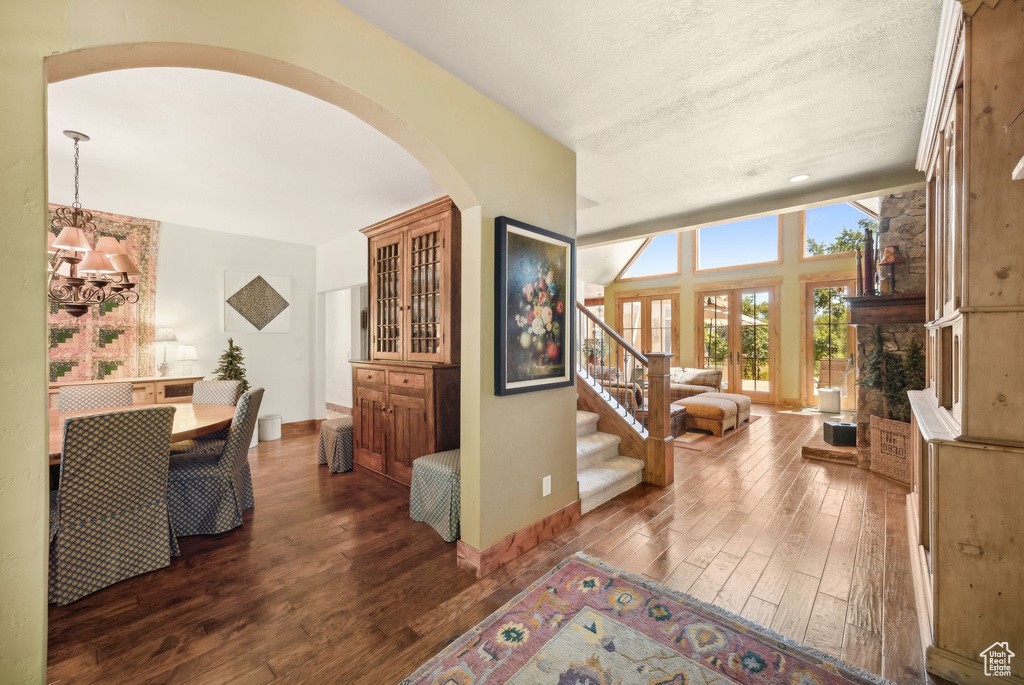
[48,408,931,684]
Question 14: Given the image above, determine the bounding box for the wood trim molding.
[917,0,964,170]
[281,419,321,438]
[325,402,352,414]
[456,499,582,577]
[797,209,860,263]
[957,0,1000,16]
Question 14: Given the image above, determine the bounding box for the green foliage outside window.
[805,219,872,256]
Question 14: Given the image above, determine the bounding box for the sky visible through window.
[697,215,779,270]
[805,203,872,254]
[623,233,678,278]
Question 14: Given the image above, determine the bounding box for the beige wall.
[600,211,857,404]
[0,1,575,680]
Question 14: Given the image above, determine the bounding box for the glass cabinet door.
[371,234,403,360]
[405,217,447,362]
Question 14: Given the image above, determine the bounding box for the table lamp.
[175,344,198,376]
[155,328,176,376]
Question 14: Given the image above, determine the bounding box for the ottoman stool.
[671,396,738,437]
[699,392,751,426]
[317,416,354,474]
[410,449,461,542]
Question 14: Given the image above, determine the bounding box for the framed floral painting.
[495,216,575,395]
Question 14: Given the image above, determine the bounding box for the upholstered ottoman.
[317,416,354,474]
[698,392,751,426]
[410,449,461,542]
[671,396,737,437]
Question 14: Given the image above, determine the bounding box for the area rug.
[402,553,889,684]
[675,414,761,452]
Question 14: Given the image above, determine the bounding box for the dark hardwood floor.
[48,408,928,684]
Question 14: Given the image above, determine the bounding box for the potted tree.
[857,326,925,484]
[214,338,257,447]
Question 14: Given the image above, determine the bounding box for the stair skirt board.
[578,456,645,514]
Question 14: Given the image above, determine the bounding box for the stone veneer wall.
[855,188,927,469]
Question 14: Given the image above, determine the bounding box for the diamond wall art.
[224,271,292,333]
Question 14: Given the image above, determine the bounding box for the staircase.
[576,409,645,513]
[573,302,675,511]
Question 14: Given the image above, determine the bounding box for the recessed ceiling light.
[788,174,811,183]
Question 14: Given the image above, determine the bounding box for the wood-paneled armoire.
[907,1,1023,682]
[351,197,461,487]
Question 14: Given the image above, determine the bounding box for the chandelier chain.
[72,139,81,209]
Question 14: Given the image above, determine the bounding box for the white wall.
[325,288,353,407]
[316,230,368,292]
[155,222,317,423]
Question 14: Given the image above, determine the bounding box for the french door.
[696,284,778,403]
[615,290,679,364]
[803,279,856,410]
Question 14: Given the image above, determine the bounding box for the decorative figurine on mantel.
[862,224,877,296]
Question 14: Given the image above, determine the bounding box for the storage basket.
[869,415,911,485]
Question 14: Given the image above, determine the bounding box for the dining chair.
[49,406,178,605]
[168,380,243,455]
[57,382,133,412]
[167,387,263,536]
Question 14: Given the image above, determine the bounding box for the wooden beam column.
[644,352,674,487]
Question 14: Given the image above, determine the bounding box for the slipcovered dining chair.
[167,387,263,536]
[168,380,244,455]
[49,406,178,605]
[58,382,133,412]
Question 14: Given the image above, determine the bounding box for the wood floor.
[47,408,928,684]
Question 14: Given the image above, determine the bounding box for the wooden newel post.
[644,352,674,487]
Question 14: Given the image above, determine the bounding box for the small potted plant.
[214,338,257,447]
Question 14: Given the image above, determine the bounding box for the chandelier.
[48,130,141,318]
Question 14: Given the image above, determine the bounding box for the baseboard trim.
[927,645,1023,685]
[326,402,352,415]
[457,499,582,578]
[280,419,320,438]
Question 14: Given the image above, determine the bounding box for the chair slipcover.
[409,449,461,542]
[191,380,244,406]
[49,406,178,605]
[316,416,353,474]
[167,388,263,536]
[58,382,133,412]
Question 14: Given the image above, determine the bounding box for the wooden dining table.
[48,403,235,465]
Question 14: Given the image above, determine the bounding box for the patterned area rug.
[403,554,889,684]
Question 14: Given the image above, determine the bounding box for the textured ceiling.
[337,0,941,237]
[47,68,436,245]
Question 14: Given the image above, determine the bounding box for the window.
[695,216,781,272]
[618,233,679,280]
[802,201,874,259]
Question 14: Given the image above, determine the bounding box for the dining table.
[48,403,235,465]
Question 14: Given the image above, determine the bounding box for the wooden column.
[644,352,674,487]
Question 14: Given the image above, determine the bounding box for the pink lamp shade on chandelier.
[109,253,141,275]
[93,235,126,255]
[78,249,116,274]
[47,233,58,254]
[52,225,91,252]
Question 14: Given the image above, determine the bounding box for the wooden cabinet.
[364,196,460,364]
[909,3,1024,683]
[48,375,202,409]
[351,361,459,486]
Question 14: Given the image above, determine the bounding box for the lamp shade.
[94,236,126,255]
[78,249,116,274]
[155,328,177,342]
[47,232,58,254]
[878,245,906,266]
[110,253,141,276]
[53,226,91,252]
[175,344,198,362]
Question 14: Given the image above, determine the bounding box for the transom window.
[695,216,781,272]
[619,234,679,280]
[803,201,874,258]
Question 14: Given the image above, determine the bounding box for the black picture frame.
[494,216,576,396]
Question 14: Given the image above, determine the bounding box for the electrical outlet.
[542,475,551,497]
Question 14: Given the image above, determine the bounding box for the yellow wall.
[601,211,857,404]
[0,1,575,679]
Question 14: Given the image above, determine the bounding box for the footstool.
[698,392,751,426]
[410,449,461,542]
[317,416,354,474]
[671,396,737,437]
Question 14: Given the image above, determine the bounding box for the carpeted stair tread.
[578,456,645,513]
[576,431,620,470]
[576,410,600,437]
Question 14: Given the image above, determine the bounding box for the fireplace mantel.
[847,293,926,325]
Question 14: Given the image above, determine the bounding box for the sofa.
[669,367,723,401]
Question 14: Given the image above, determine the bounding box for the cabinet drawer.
[356,368,386,385]
[389,372,426,391]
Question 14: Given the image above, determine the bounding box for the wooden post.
[644,352,674,487]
